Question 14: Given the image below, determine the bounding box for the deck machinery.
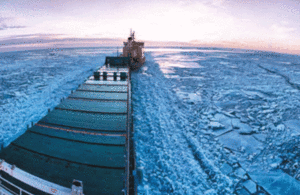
[0,57,136,195]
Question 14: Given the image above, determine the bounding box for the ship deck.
[0,65,132,195]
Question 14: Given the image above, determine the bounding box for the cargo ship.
[0,31,145,195]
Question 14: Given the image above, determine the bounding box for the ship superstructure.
[122,30,145,70]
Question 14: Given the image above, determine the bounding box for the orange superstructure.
[122,30,145,70]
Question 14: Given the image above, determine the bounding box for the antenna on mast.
[132,30,135,41]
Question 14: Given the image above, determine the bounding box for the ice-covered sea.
[0,48,115,144]
[1,47,300,194]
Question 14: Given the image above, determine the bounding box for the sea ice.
[209,122,225,130]
[276,124,285,131]
[284,120,300,136]
[249,170,300,195]
[218,131,263,154]
[242,180,257,194]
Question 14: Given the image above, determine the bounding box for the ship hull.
[130,62,143,70]
[130,57,145,70]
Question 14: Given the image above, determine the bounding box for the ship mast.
[130,28,135,41]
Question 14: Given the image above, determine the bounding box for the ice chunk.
[249,170,300,195]
[218,131,263,154]
[270,163,278,168]
[209,122,225,130]
[209,114,233,136]
[242,180,257,194]
[237,123,254,135]
[220,163,233,175]
[235,188,251,195]
[214,114,232,128]
[175,91,201,103]
[253,134,267,142]
[234,168,247,179]
[261,109,274,114]
[284,120,300,135]
[204,189,217,195]
[231,119,241,129]
[269,156,282,169]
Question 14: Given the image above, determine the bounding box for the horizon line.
[0,35,299,55]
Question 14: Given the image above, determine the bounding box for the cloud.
[211,0,225,7]
[0,17,26,30]
[0,33,124,53]
[0,24,26,30]
[3,33,66,40]
[271,23,296,39]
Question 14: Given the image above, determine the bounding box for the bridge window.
[94,72,100,80]
[103,72,107,81]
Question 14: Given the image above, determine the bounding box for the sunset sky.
[1,0,300,54]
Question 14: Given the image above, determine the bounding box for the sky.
[0,0,300,54]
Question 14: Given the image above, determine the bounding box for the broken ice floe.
[284,120,300,136]
[209,122,225,130]
[249,170,300,195]
[218,131,263,154]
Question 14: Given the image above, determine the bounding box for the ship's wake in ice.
[132,49,300,194]
[132,54,234,194]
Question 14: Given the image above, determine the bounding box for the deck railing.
[124,69,137,195]
[0,160,83,195]
[0,176,33,195]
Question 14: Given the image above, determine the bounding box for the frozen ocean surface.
[1,47,300,194]
[131,48,300,194]
[0,48,116,145]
